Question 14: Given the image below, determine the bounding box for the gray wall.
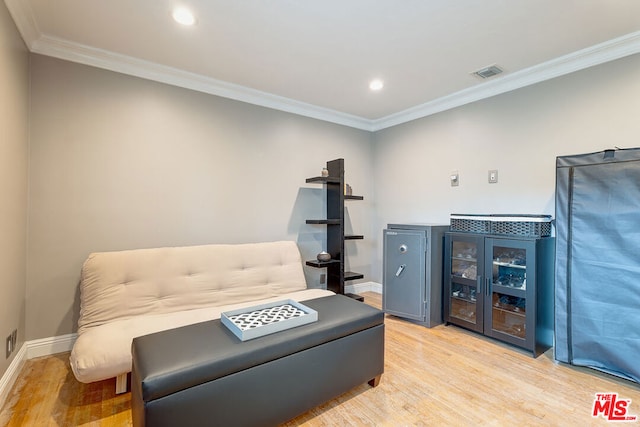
[27,55,374,340]
[0,1,29,376]
[372,53,640,281]
[16,34,640,344]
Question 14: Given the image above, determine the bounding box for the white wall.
[371,53,640,282]
[0,1,29,377]
[27,55,373,340]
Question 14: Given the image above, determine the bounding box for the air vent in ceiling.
[471,65,503,79]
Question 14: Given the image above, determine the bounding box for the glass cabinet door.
[445,234,484,333]
[485,238,535,348]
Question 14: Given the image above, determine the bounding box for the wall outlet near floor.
[5,329,17,359]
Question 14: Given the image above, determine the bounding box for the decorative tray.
[221,299,318,341]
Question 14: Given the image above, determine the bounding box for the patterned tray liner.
[221,299,318,341]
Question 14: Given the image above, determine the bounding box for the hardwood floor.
[2,292,639,426]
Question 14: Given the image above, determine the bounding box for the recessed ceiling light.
[172,7,196,26]
[369,79,384,91]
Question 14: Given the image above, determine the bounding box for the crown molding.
[370,31,640,131]
[6,0,640,132]
[30,35,375,131]
[4,0,40,46]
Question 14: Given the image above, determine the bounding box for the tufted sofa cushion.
[70,241,334,384]
[78,241,310,334]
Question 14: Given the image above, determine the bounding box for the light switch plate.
[488,170,498,184]
[450,170,459,187]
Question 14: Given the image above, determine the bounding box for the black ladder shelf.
[305,158,364,301]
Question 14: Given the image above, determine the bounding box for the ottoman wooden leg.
[368,374,382,387]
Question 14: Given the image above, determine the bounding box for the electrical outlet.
[5,329,17,359]
[488,169,498,184]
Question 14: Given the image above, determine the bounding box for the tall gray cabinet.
[383,224,448,327]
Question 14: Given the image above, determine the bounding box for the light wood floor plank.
[2,292,639,426]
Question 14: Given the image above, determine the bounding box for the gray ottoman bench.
[131,295,384,427]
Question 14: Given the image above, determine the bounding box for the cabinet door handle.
[476,276,482,294]
[395,264,406,277]
[485,277,490,296]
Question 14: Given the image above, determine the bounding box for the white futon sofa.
[69,240,334,393]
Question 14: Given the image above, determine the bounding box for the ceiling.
[6,0,640,131]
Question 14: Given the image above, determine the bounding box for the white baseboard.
[0,343,27,411]
[0,333,77,410]
[25,333,77,359]
[345,281,382,295]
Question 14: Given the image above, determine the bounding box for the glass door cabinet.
[444,234,484,333]
[444,232,554,357]
[485,238,533,350]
